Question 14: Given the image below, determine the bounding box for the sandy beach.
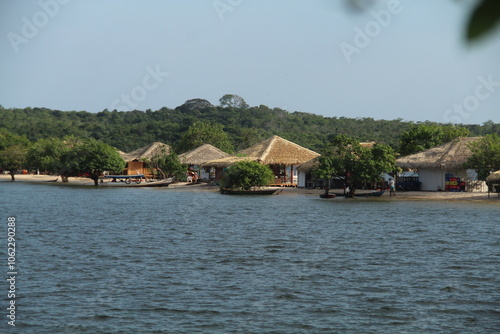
[2,174,499,202]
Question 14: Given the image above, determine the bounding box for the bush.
[221,161,274,190]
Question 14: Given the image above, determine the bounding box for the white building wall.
[418,168,470,191]
[418,169,444,191]
[298,171,306,188]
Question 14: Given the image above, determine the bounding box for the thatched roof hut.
[396,137,481,170]
[120,142,171,161]
[178,144,230,165]
[240,135,320,165]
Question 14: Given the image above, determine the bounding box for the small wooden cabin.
[120,142,171,177]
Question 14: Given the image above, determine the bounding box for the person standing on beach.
[388,178,396,196]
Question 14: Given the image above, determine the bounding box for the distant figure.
[388,178,396,196]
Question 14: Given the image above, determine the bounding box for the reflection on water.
[1,182,499,333]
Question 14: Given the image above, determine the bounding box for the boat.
[220,188,280,195]
[333,190,385,197]
[100,175,174,187]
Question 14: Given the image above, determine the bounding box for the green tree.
[219,94,249,109]
[465,134,500,180]
[221,161,274,190]
[61,138,126,185]
[157,151,187,181]
[0,129,30,181]
[399,124,469,156]
[178,121,233,153]
[315,135,397,197]
[0,129,30,150]
[0,145,28,181]
[27,137,70,179]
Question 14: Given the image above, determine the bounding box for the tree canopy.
[465,134,500,180]
[399,124,470,156]
[0,129,30,180]
[1,105,497,155]
[219,94,249,109]
[315,135,397,197]
[177,121,234,153]
[60,138,125,185]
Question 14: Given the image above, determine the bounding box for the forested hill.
[0,104,498,153]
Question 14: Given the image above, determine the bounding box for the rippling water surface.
[1,182,499,333]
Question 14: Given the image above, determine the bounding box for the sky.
[1,0,500,125]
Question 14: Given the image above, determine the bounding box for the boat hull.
[100,179,173,187]
[220,188,278,195]
[333,191,385,197]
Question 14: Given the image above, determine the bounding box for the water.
[1,182,499,333]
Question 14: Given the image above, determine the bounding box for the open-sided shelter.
[178,144,231,180]
[396,137,484,191]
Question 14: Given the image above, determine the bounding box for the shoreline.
[1,174,499,201]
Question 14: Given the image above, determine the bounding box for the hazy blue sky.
[1,0,499,124]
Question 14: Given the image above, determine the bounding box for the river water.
[0,182,499,333]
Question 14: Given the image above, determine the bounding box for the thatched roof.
[203,156,257,168]
[297,158,320,172]
[238,135,320,165]
[203,136,319,168]
[178,144,231,165]
[396,137,481,170]
[486,170,500,183]
[120,142,171,161]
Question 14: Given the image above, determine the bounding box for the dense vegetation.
[220,161,275,191]
[314,135,398,197]
[1,102,498,154]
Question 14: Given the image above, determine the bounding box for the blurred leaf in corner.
[467,0,500,41]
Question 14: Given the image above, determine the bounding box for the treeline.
[0,101,499,153]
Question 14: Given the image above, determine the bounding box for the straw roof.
[178,144,231,165]
[120,142,171,161]
[203,156,257,168]
[396,137,481,170]
[297,158,320,173]
[203,135,319,168]
[486,170,500,183]
[238,135,320,165]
